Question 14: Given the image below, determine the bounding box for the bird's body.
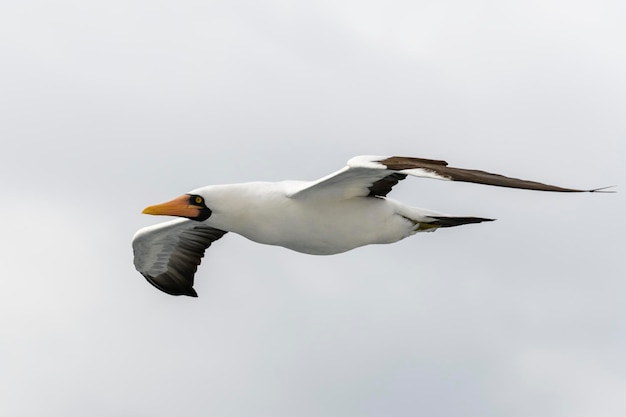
[133,155,610,297]
[196,182,424,255]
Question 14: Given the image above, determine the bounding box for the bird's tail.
[428,216,495,227]
[391,202,495,231]
[415,215,495,231]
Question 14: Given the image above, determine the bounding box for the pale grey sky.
[1,1,624,416]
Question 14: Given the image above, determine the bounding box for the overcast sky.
[1,1,624,416]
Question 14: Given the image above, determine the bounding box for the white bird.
[132,155,610,297]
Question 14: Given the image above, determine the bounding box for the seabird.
[132,155,611,297]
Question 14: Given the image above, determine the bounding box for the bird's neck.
[199,182,284,232]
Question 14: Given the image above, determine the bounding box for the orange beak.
[142,195,202,218]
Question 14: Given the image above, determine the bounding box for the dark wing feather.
[288,154,612,200]
[367,173,407,197]
[378,156,609,192]
[132,219,228,297]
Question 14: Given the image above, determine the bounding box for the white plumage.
[132,154,609,297]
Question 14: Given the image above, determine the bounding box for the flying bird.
[132,155,610,297]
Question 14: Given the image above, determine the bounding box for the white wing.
[287,155,607,200]
[132,218,227,297]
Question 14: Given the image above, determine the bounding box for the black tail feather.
[429,216,495,228]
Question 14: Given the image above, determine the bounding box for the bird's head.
[142,193,213,221]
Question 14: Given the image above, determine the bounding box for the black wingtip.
[178,286,198,297]
[142,273,199,297]
[588,185,617,193]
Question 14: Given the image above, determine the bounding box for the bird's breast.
[218,196,413,255]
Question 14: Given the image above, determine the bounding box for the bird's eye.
[195,196,203,204]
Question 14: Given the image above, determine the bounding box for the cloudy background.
[1,1,623,416]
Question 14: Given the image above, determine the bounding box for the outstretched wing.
[132,218,228,297]
[288,155,609,200]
